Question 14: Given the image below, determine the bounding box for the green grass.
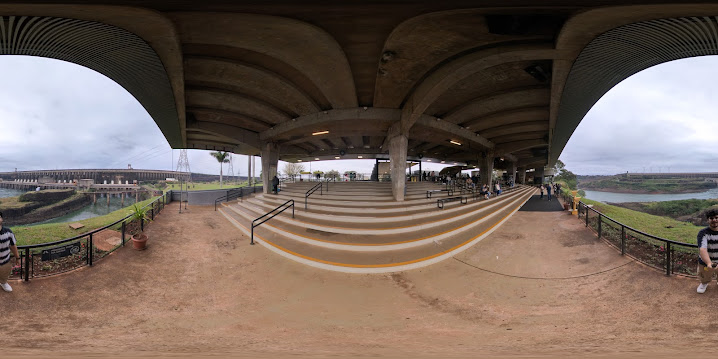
[162,181,260,191]
[11,197,160,246]
[581,198,701,244]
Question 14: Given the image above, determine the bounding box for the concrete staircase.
[218,181,535,273]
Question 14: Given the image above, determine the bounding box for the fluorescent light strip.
[312,130,329,136]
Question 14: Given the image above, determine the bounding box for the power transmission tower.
[176,149,192,211]
[227,153,235,185]
[176,149,192,183]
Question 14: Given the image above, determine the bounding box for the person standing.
[697,209,718,293]
[539,185,544,199]
[0,212,19,292]
[545,183,552,201]
[271,175,280,194]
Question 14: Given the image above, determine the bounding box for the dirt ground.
[2,202,715,358]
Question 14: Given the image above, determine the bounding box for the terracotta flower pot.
[131,233,148,250]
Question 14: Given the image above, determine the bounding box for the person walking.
[0,212,19,292]
[697,209,718,293]
[546,183,552,201]
[539,185,544,199]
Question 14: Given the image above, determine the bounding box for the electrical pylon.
[176,149,192,184]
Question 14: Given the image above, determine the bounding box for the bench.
[437,196,467,209]
[426,189,454,198]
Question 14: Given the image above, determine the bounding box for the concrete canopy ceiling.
[4,2,718,171]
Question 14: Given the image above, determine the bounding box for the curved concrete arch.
[261,108,399,142]
[0,5,185,147]
[399,43,557,134]
[495,139,548,155]
[188,107,269,133]
[550,5,718,165]
[375,9,533,108]
[186,88,288,126]
[464,106,549,131]
[481,121,547,139]
[184,57,320,116]
[444,87,549,125]
[491,131,547,145]
[170,12,357,109]
[186,122,260,149]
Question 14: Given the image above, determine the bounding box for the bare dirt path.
[2,202,713,358]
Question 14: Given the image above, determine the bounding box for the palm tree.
[210,151,230,188]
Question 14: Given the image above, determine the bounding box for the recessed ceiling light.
[449,140,461,146]
[334,156,340,159]
[312,130,329,136]
[358,155,363,159]
[427,159,432,162]
[315,158,319,160]
[441,161,445,164]
[297,159,302,162]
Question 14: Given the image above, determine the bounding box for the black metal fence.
[10,192,172,281]
[560,190,697,276]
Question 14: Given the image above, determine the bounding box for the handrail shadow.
[251,199,294,245]
[305,182,322,210]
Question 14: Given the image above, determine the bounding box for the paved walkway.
[3,201,710,358]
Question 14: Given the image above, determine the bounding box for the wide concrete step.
[246,186,531,220]
[218,188,533,273]
[223,187,533,240]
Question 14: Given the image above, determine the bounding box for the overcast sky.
[0,55,713,177]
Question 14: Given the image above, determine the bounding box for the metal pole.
[621,226,625,255]
[122,221,126,246]
[666,242,672,276]
[597,214,602,239]
[89,234,94,266]
[23,248,30,282]
[251,226,255,245]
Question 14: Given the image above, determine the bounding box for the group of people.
[538,182,561,201]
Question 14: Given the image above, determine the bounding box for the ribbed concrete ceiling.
[552,16,718,166]
[0,15,181,147]
[1,2,718,172]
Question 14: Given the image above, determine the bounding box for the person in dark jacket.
[271,175,280,194]
[696,209,718,293]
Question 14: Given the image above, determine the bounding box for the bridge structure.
[1,1,717,200]
[0,169,188,184]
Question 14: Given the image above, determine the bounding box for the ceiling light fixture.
[335,156,340,159]
[358,155,363,159]
[312,130,329,136]
[297,159,302,162]
[315,158,320,160]
[449,140,462,146]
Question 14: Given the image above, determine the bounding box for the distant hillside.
[578,175,716,194]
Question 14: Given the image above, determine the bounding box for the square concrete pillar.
[389,134,408,201]
[261,143,279,194]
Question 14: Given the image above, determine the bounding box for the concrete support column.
[261,143,279,194]
[480,151,495,188]
[518,167,526,184]
[508,162,517,185]
[248,155,253,187]
[389,134,408,201]
[534,167,545,185]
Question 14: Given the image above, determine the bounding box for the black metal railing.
[305,182,322,210]
[214,188,245,211]
[574,198,697,276]
[251,199,294,245]
[12,191,171,281]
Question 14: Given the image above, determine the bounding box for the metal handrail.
[305,182,322,210]
[251,199,294,245]
[214,187,244,211]
[15,191,170,281]
[575,196,697,277]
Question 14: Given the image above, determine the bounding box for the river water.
[582,188,718,203]
[0,188,130,224]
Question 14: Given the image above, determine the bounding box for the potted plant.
[129,204,151,250]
